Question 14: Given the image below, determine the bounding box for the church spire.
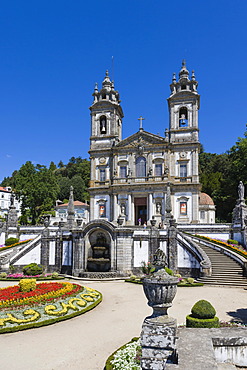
[179,59,189,81]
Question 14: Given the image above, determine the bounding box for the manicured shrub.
[187,277,194,284]
[23,263,44,276]
[165,267,174,276]
[0,272,7,279]
[186,299,219,328]
[5,237,19,246]
[19,278,37,292]
[227,239,238,245]
[186,315,219,328]
[52,272,59,279]
[191,299,216,319]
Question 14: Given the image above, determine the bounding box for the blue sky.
[1,0,247,182]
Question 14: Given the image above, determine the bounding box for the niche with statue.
[87,231,111,272]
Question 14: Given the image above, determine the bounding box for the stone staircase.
[196,242,247,287]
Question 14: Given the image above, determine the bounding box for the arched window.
[100,115,107,134]
[136,156,146,177]
[179,107,188,127]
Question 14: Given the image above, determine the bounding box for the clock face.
[99,157,106,164]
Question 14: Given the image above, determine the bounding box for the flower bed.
[0,239,33,252]
[194,235,247,259]
[0,273,64,281]
[105,337,140,370]
[0,281,102,334]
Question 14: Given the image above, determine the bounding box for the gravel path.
[0,280,246,370]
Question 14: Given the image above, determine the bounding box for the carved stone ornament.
[180,151,187,159]
[99,157,106,164]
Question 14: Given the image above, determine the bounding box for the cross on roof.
[138,116,145,130]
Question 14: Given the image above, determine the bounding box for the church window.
[120,166,127,178]
[136,157,146,177]
[100,169,106,182]
[180,202,187,215]
[181,85,186,90]
[180,164,187,181]
[99,204,106,217]
[100,115,107,134]
[179,107,188,127]
[102,93,106,99]
[200,211,205,220]
[155,164,162,176]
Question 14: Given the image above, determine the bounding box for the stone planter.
[142,269,178,323]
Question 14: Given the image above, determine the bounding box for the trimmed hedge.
[191,300,216,319]
[5,237,19,246]
[186,315,219,328]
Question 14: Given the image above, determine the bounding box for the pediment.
[115,130,165,150]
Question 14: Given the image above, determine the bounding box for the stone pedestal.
[117,215,125,226]
[7,206,18,228]
[141,262,179,369]
[141,319,177,369]
[231,199,247,247]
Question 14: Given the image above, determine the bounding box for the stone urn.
[150,218,157,227]
[76,219,83,227]
[142,249,178,324]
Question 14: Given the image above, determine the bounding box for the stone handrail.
[177,231,212,276]
[189,234,247,275]
[10,235,42,265]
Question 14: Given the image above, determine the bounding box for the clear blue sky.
[1,0,247,182]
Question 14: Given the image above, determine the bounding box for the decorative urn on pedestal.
[141,249,179,369]
[142,249,178,324]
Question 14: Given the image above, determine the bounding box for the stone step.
[195,240,247,286]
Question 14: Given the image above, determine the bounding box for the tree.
[14,162,59,224]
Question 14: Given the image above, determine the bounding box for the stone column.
[148,193,153,221]
[90,196,94,221]
[127,194,131,221]
[113,194,118,221]
[40,227,50,270]
[167,217,178,272]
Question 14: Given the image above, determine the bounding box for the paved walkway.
[0,280,247,370]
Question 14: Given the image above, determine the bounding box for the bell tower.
[167,60,200,143]
[89,71,124,150]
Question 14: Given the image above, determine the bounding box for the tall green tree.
[14,162,59,224]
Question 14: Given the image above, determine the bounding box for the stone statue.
[156,202,161,214]
[238,181,245,201]
[152,248,167,269]
[120,203,126,215]
[10,192,15,207]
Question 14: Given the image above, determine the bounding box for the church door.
[134,197,147,225]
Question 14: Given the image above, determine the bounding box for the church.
[88,61,215,226]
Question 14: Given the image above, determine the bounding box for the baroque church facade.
[88,62,214,226]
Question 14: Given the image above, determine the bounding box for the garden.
[0,263,102,334]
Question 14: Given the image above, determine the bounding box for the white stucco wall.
[133,240,149,267]
[14,244,41,265]
[177,244,200,268]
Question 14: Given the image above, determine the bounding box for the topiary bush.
[165,267,174,275]
[227,239,239,245]
[19,278,37,292]
[186,299,219,328]
[186,316,219,328]
[0,272,7,279]
[5,237,19,246]
[23,263,44,276]
[191,299,216,319]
